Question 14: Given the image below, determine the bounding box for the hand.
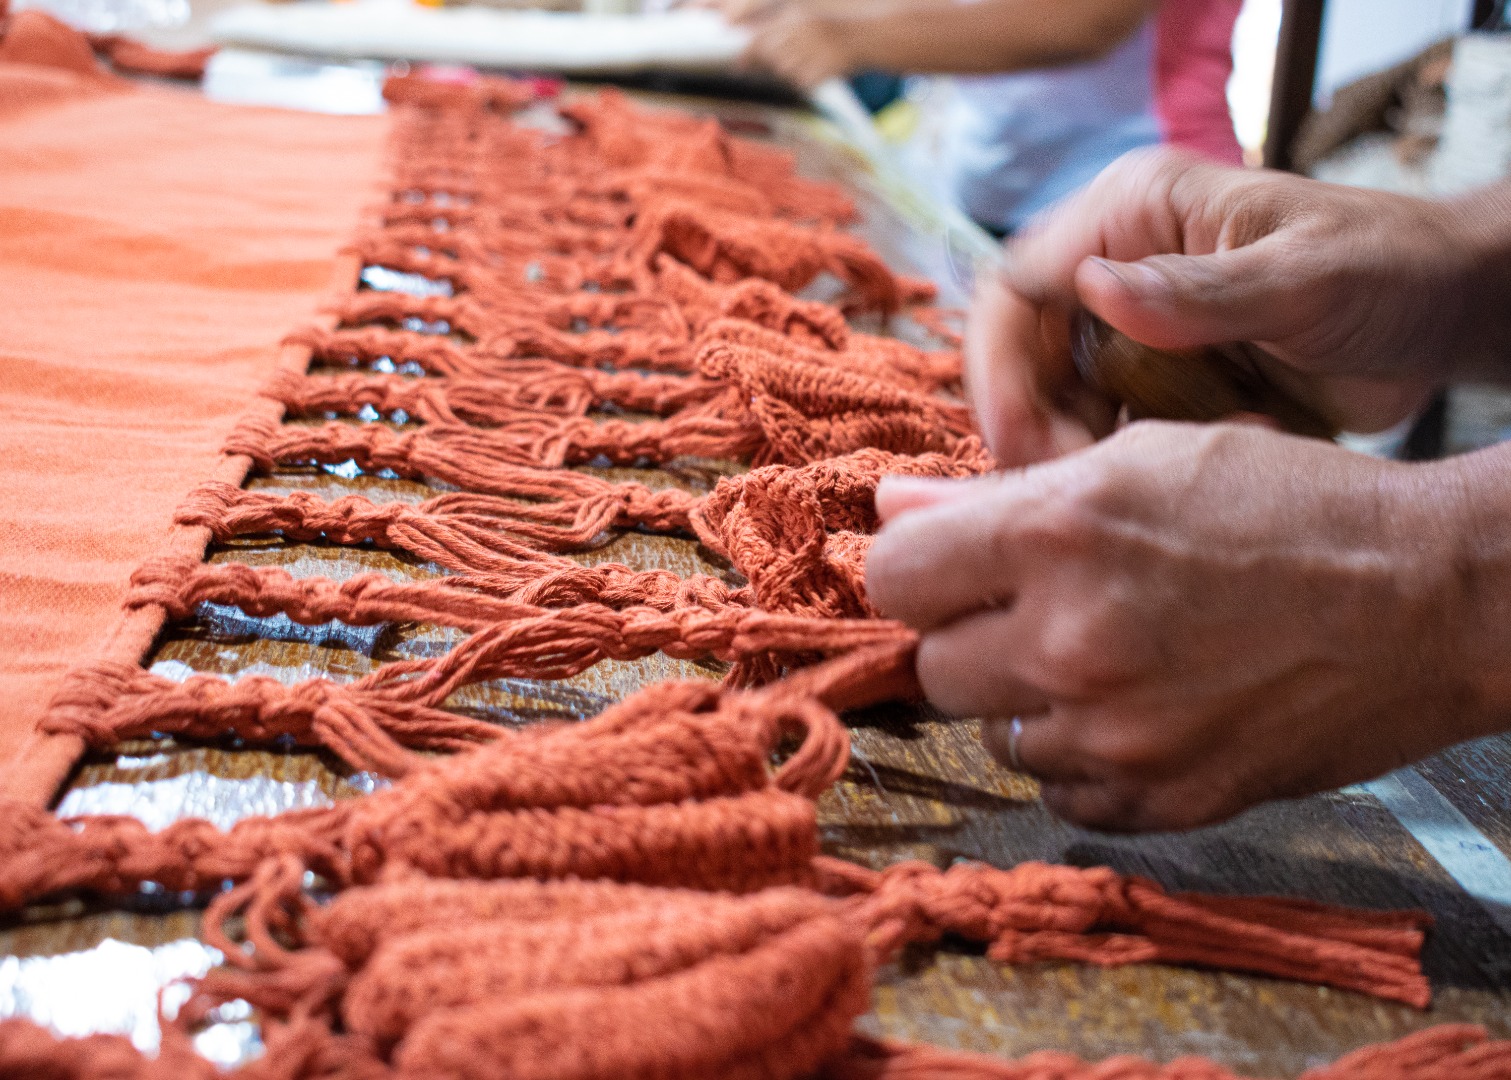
[866,421,1488,832]
[970,147,1491,467]
[741,9,855,89]
[685,0,785,24]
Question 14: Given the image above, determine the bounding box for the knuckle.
[1107,417,1183,455]
[1080,725,1166,773]
[1014,489,1103,559]
[1033,615,1100,690]
[1029,607,1132,697]
[1102,145,1182,193]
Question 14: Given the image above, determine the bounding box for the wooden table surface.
[4,87,1511,1078]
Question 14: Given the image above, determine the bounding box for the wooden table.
[4,87,1511,1078]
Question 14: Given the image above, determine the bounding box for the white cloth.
[941,21,1160,232]
[209,2,751,74]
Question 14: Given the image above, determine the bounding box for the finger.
[1295,371,1439,434]
[965,272,1094,466]
[865,472,1029,630]
[873,474,978,524]
[980,714,1091,784]
[1039,777,1233,833]
[721,0,781,23]
[915,608,1050,718]
[866,456,1095,630]
[1074,241,1315,352]
[1037,780,1150,832]
[1000,146,1208,306]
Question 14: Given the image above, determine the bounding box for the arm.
[739,0,1154,90]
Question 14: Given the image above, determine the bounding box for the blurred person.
[716,0,1241,232]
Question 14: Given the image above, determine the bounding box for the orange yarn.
[6,74,1507,1080]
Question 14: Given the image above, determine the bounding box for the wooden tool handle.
[1070,312,1337,439]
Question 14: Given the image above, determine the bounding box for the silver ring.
[1007,716,1024,773]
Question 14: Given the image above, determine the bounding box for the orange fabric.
[0,50,385,803]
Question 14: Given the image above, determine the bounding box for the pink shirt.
[1154,0,1244,165]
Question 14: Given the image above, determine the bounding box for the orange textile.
[0,61,1506,1080]
[0,48,386,803]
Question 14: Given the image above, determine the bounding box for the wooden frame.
[1263,0,1327,170]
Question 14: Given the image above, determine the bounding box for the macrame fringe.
[6,73,1492,1080]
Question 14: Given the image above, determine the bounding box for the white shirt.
[941,20,1160,232]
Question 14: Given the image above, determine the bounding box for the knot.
[695,337,967,465]
[126,553,211,618]
[619,485,697,533]
[282,324,332,353]
[223,411,281,472]
[855,860,1133,960]
[174,480,242,532]
[826,859,1140,964]
[176,483,409,547]
[39,661,157,744]
[699,464,869,620]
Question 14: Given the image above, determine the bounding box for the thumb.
[1076,245,1307,352]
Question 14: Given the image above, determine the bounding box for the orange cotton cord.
[7,74,1506,1080]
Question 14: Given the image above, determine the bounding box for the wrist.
[1408,444,1511,740]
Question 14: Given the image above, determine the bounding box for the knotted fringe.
[15,646,873,907]
[829,1026,1511,1080]
[158,445,985,625]
[240,329,976,476]
[11,75,1487,1080]
[43,603,908,775]
[4,1020,1506,1080]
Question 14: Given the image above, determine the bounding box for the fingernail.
[875,475,972,521]
[1089,257,1167,298]
[1087,257,1132,290]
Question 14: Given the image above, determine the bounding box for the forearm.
[836,0,1151,75]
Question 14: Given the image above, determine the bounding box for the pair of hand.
[867,148,1511,831]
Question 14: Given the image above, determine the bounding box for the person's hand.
[866,420,1490,832]
[741,8,855,89]
[686,0,784,24]
[971,147,1486,467]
